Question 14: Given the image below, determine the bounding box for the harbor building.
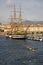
[27,24,43,34]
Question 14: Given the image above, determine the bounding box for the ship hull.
[5,35,27,39]
[12,35,26,39]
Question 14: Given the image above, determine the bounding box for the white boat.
[9,35,12,38]
[5,34,12,39]
[39,38,43,41]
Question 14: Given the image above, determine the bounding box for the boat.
[5,34,12,39]
[39,38,43,41]
[26,46,32,50]
[5,6,27,40]
[26,46,37,52]
[5,33,27,39]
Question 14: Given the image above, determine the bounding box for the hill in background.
[22,20,43,25]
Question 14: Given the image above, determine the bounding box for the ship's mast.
[10,15,13,24]
[14,5,16,23]
[19,6,22,23]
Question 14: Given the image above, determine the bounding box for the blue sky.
[0,0,43,23]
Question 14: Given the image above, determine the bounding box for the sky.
[0,0,43,24]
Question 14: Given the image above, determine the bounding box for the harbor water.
[0,36,43,65]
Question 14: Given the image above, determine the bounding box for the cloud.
[6,0,12,6]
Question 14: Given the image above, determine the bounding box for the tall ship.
[5,5,27,39]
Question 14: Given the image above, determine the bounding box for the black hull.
[12,37,26,40]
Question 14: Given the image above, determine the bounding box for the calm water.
[0,36,43,65]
